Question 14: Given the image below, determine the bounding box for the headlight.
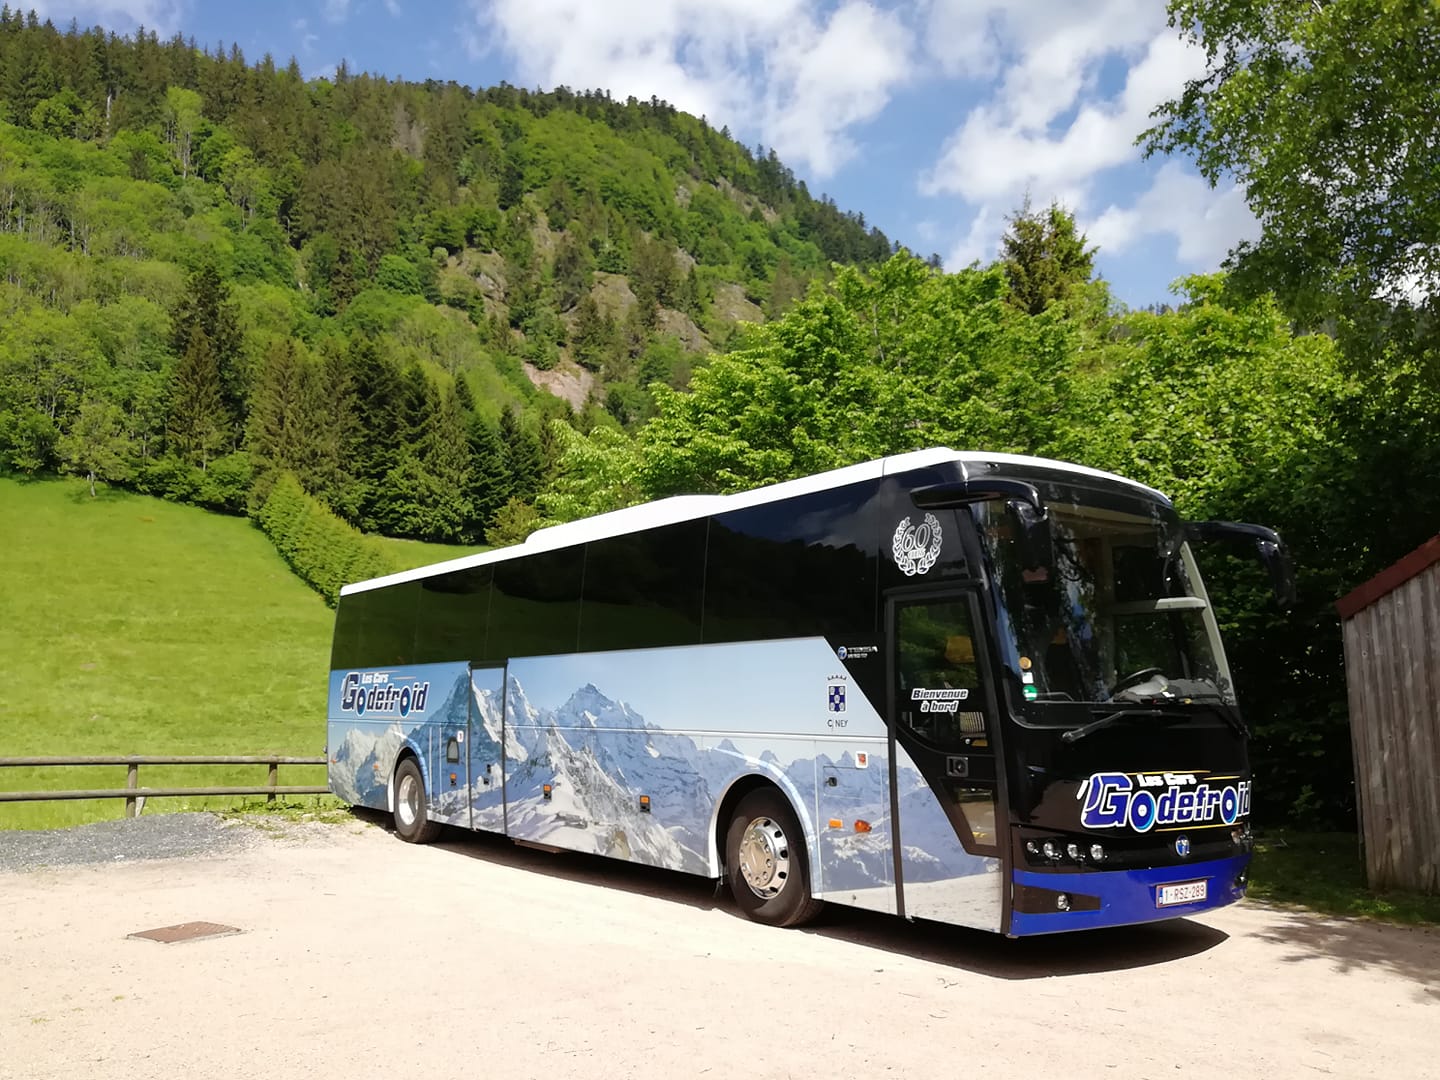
[1089,843,1105,862]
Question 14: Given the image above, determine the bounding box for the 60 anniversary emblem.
[892,513,943,576]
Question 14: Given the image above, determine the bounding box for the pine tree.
[170,264,245,441]
[552,233,592,310]
[246,337,305,480]
[166,324,225,467]
[395,364,432,453]
[312,342,362,518]
[498,404,542,502]
[465,412,509,537]
[571,293,614,371]
[349,336,402,529]
[418,383,474,541]
[1000,199,1096,316]
[677,265,706,319]
[765,255,804,319]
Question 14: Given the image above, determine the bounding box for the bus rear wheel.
[392,757,441,844]
[724,789,823,928]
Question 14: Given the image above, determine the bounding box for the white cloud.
[384,0,401,14]
[947,204,998,268]
[322,0,350,24]
[1087,162,1258,269]
[762,3,913,176]
[916,3,1233,277]
[469,0,913,179]
[30,0,187,33]
[292,17,319,54]
[923,0,1165,127]
[922,32,1204,203]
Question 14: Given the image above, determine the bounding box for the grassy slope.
[0,476,335,828]
[371,534,486,571]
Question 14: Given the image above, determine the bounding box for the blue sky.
[31,0,1257,309]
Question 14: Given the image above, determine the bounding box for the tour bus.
[326,448,1292,936]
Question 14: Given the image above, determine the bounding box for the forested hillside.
[0,10,900,542]
[5,7,1438,831]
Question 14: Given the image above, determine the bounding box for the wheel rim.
[397,771,420,829]
[737,815,791,899]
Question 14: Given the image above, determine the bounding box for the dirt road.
[2,814,1436,1080]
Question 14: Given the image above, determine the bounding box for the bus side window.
[415,566,493,664]
[489,548,583,659]
[579,521,705,651]
[357,581,420,669]
[703,483,878,644]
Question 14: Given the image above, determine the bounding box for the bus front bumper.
[1007,853,1250,936]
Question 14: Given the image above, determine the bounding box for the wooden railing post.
[267,761,278,803]
[126,762,138,818]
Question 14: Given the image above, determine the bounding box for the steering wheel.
[1111,667,1165,696]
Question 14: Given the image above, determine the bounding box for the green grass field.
[372,534,485,571]
[0,476,337,829]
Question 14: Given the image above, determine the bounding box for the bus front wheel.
[724,789,823,928]
[392,757,441,844]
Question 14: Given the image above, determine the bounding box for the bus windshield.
[974,493,1235,712]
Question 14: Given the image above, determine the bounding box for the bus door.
[428,675,472,830]
[468,663,508,833]
[888,590,1006,930]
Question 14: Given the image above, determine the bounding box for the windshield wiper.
[1061,708,1168,744]
[1185,693,1250,739]
[1061,699,1248,744]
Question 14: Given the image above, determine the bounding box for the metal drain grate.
[127,921,241,944]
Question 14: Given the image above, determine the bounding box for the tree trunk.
[88,469,96,498]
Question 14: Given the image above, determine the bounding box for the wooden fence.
[0,756,330,818]
[1336,535,1440,894]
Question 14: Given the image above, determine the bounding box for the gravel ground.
[0,811,257,872]
[3,814,1437,1080]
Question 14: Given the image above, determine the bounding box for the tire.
[392,756,442,844]
[724,788,823,928]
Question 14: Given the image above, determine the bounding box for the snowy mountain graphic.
[329,662,993,899]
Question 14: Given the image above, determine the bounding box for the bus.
[326,448,1292,936]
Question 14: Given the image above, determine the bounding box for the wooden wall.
[1339,550,1440,894]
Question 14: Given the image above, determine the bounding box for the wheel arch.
[708,767,821,892]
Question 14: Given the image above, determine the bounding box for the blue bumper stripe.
[1009,853,1250,936]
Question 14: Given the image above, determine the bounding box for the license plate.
[1156,879,1207,907]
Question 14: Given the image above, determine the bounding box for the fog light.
[1090,843,1105,862]
[1065,843,1081,861]
[1056,893,1071,911]
[1042,840,1058,859]
[1235,872,1248,889]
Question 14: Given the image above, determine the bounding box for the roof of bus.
[339,448,1171,596]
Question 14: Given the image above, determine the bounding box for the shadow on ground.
[1244,902,1440,1001]
[358,809,1230,981]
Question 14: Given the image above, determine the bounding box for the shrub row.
[256,472,399,605]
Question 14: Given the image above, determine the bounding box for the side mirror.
[1010,499,1053,572]
[1187,520,1296,610]
[911,479,1052,572]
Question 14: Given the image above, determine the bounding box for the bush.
[256,472,400,605]
[197,451,252,512]
[133,456,203,502]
